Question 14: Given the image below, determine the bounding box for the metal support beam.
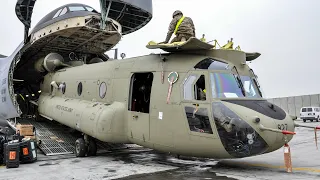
[100,0,112,30]
[113,48,118,59]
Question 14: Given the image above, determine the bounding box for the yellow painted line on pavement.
[229,162,320,173]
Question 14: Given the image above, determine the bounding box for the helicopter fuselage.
[37,49,295,159]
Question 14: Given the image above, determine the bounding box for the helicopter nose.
[219,101,296,153]
[211,102,269,158]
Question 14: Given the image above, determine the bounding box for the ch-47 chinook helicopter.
[1,0,319,161]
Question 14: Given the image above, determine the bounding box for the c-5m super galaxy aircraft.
[0,0,319,160]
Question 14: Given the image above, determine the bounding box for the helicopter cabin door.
[128,72,154,142]
[181,71,217,139]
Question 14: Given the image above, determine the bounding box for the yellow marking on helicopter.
[148,40,184,46]
[211,38,242,51]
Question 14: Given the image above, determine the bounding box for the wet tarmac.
[116,167,237,180]
[0,119,320,180]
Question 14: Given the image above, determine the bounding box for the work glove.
[158,41,168,44]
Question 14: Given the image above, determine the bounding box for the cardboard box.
[24,136,36,140]
[16,124,34,136]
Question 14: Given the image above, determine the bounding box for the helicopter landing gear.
[87,138,97,156]
[75,134,97,157]
[75,138,86,157]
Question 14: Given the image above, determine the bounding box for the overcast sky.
[0,0,319,98]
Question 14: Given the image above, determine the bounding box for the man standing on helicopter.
[159,10,196,44]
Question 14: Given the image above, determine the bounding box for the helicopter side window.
[128,72,154,113]
[185,107,213,134]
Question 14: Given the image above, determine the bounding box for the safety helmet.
[172,10,183,18]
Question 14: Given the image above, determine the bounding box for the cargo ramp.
[8,118,142,156]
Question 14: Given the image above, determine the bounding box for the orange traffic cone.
[315,128,318,150]
[283,143,292,173]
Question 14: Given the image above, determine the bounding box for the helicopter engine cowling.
[34,53,71,73]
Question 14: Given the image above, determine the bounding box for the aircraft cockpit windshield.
[192,58,263,99]
[33,3,99,32]
[52,4,98,19]
[210,73,262,98]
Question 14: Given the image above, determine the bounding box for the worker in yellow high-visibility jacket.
[159,10,195,44]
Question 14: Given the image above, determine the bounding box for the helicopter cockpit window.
[69,6,86,12]
[185,107,213,134]
[59,7,68,17]
[194,58,229,70]
[210,73,244,98]
[240,76,261,98]
[183,75,197,100]
[53,9,63,19]
[195,75,206,101]
[85,6,97,13]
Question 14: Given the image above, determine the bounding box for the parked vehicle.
[300,107,320,122]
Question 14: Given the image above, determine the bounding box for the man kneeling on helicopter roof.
[159,10,196,44]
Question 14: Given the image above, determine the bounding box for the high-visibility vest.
[19,94,25,101]
[174,16,185,35]
[203,89,206,93]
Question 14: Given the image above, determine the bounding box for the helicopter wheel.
[75,138,87,157]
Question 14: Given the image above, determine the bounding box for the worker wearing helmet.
[159,10,195,44]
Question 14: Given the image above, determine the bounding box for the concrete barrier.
[268,94,320,118]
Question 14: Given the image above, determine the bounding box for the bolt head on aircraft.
[0,0,318,160]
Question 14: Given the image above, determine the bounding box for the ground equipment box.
[19,140,37,163]
[3,141,20,168]
[0,136,6,165]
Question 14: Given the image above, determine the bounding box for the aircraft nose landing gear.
[75,134,97,157]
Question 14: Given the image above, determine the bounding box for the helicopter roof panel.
[101,0,153,35]
[245,52,261,61]
[146,37,214,53]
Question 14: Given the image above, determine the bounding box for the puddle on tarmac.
[115,167,238,180]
